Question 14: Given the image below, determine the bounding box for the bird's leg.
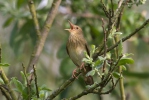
[80,63,86,72]
[72,68,78,79]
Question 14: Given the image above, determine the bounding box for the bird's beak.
[65,20,74,31]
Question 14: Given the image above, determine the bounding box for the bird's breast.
[68,45,85,67]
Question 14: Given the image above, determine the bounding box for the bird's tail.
[84,76,94,85]
[82,65,94,85]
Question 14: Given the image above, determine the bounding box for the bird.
[65,21,94,85]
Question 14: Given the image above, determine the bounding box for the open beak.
[65,20,74,31]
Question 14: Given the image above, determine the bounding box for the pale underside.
[68,45,85,67]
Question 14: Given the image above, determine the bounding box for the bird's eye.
[76,27,79,29]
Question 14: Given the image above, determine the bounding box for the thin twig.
[33,65,39,98]
[93,0,128,60]
[117,0,124,10]
[116,0,126,31]
[92,76,119,95]
[101,18,107,80]
[27,0,62,71]
[112,0,128,27]
[100,0,109,17]
[93,0,115,60]
[100,78,120,95]
[110,0,114,16]
[46,70,81,100]
[22,64,31,100]
[63,73,112,100]
[94,18,149,57]
[111,55,123,72]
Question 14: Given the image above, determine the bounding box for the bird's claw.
[72,69,78,79]
[80,63,86,72]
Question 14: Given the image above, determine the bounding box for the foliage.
[10,71,51,100]
[0,0,149,100]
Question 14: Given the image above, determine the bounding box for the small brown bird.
[65,21,94,85]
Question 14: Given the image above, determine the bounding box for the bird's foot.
[80,63,86,72]
[72,68,78,79]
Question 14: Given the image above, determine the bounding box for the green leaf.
[39,91,45,99]
[41,87,51,92]
[106,52,111,59]
[82,58,93,64]
[118,58,134,66]
[98,56,106,61]
[95,63,103,69]
[20,71,27,84]
[11,77,24,93]
[139,0,146,4]
[94,59,101,67]
[108,27,116,38]
[17,0,26,8]
[121,65,127,71]
[3,17,14,28]
[109,28,122,38]
[82,58,89,62]
[123,53,134,57]
[84,51,90,59]
[0,63,10,67]
[111,27,116,35]
[118,40,123,55]
[112,72,122,78]
[40,85,51,91]
[0,78,4,84]
[90,45,95,56]
[22,87,28,99]
[86,82,98,88]
[86,70,95,76]
[114,32,123,35]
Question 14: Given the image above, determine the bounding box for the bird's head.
[65,21,83,35]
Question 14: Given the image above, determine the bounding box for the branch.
[101,18,107,79]
[28,0,41,37]
[27,0,61,71]
[64,74,112,100]
[93,0,128,60]
[33,65,39,98]
[0,45,17,100]
[22,64,32,100]
[115,1,127,99]
[93,18,149,58]
[118,70,125,100]
[65,67,120,100]
[100,78,119,95]
[112,0,128,27]
[116,0,124,31]
[0,85,11,100]
[100,0,110,17]
[46,71,81,100]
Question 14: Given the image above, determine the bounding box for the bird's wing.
[66,46,70,56]
[85,44,90,56]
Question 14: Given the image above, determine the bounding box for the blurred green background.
[0,0,149,100]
